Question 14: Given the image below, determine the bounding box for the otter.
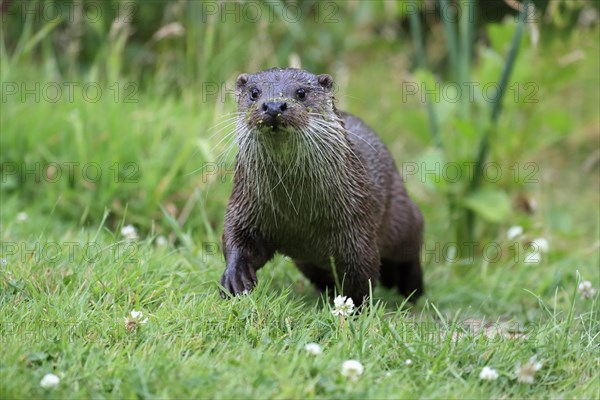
[219,67,424,306]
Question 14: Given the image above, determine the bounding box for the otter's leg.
[380,258,424,301]
[379,260,398,289]
[381,173,425,301]
[295,261,335,292]
[343,275,375,308]
[220,231,274,297]
[336,251,381,308]
[297,258,379,308]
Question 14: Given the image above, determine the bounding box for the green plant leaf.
[415,147,447,192]
[461,189,511,223]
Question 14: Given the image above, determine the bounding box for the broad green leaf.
[461,189,511,222]
[413,147,447,192]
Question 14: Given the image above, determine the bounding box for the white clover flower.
[578,280,597,299]
[341,359,364,381]
[16,212,28,222]
[507,225,523,240]
[121,224,138,241]
[332,295,354,317]
[304,342,322,356]
[515,355,542,384]
[155,235,168,247]
[524,238,549,264]
[40,373,60,389]
[531,238,549,253]
[405,359,413,366]
[124,309,148,332]
[479,366,499,381]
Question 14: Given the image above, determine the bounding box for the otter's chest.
[249,174,351,254]
[254,181,345,232]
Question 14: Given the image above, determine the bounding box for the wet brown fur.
[220,68,424,306]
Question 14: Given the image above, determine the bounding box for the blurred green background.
[2,0,598,248]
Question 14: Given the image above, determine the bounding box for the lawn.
[1,1,599,398]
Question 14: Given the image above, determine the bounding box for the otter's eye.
[296,88,306,100]
[249,88,261,101]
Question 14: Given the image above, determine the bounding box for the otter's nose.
[262,101,287,117]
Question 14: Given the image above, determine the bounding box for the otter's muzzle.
[262,100,287,117]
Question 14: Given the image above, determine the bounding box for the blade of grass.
[408,0,442,149]
[464,1,528,238]
[458,0,475,119]
[439,0,458,80]
[470,0,528,191]
[8,0,36,63]
[19,18,63,62]
[0,10,10,79]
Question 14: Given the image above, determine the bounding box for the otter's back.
[340,111,401,206]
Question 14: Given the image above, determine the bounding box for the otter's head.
[232,68,351,205]
[235,68,337,136]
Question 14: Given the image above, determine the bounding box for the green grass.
[2,12,600,400]
[0,222,598,398]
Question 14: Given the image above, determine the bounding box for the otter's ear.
[236,73,249,90]
[317,74,334,91]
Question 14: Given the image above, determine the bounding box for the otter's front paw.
[219,265,257,298]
